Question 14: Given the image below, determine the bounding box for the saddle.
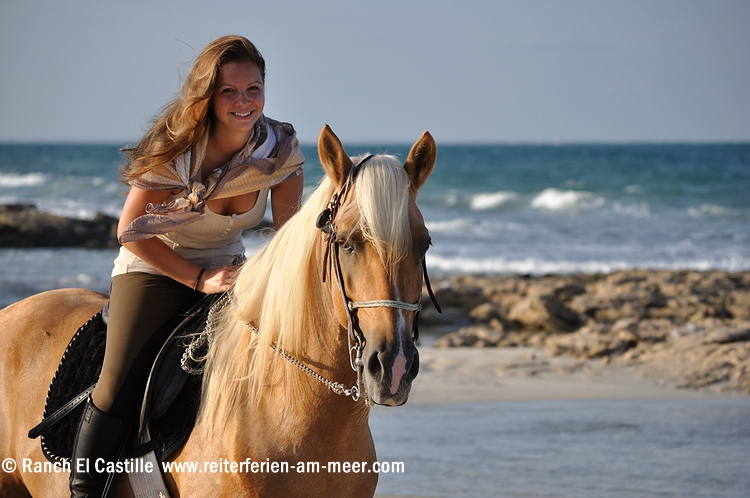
[27,295,220,465]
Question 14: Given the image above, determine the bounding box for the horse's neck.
[222,242,368,451]
[266,319,367,427]
[212,300,371,461]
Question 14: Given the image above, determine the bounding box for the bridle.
[315,155,442,402]
[243,155,441,404]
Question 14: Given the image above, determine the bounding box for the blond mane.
[199,154,412,433]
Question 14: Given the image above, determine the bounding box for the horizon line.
[1,138,749,147]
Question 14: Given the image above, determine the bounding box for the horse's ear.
[318,125,353,188]
[403,131,437,191]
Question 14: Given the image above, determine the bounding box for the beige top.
[112,188,269,277]
[120,116,303,243]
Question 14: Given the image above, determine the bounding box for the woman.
[69,35,304,497]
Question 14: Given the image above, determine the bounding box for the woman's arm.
[270,171,304,229]
[118,187,236,293]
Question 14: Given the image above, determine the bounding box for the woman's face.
[211,60,265,141]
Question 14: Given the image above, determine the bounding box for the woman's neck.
[203,128,253,173]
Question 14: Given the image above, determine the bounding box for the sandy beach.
[409,345,735,405]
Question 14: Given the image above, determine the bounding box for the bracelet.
[193,268,206,292]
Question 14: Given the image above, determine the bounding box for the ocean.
[1,142,748,308]
[2,143,749,497]
[370,399,750,498]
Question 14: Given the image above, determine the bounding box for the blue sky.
[1,0,748,144]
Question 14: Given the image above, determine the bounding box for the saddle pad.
[37,312,107,464]
[31,306,207,464]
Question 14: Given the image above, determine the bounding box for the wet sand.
[409,345,737,405]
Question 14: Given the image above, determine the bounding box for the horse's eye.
[338,239,354,253]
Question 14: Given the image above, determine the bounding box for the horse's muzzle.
[364,338,419,406]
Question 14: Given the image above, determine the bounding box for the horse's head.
[317,125,437,406]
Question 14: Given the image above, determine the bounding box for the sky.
[1,0,748,145]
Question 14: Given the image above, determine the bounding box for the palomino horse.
[0,125,437,497]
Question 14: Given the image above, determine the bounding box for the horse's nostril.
[408,351,420,377]
[367,352,382,379]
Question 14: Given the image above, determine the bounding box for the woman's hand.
[119,187,237,291]
[195,265,239,294]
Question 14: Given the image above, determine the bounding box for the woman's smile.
[212,61,265,139]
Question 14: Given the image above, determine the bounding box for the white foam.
[425,218,476,232]
[469,191,519,210]
[531,188,604,211]
[687,204,730,217]
[33,199,122,220]
[0,172,49,187]
[427,254,632,275]
[625,185,645,195]
[426,254,750,276]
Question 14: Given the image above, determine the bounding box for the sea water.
[370,399,750,498]
[2,143,749,304]
[2,142,749,309]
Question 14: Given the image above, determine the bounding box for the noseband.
[316,155,442,402]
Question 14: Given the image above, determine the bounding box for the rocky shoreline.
[421,270,750,394]
[0,203,274,248]
[0,204,120,248]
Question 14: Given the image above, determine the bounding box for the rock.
[431,279,486,309]
[426,270,750,393]
[508,295,581,331]
[469,302,499,322]
[631,319,672,343]
[433,325,504,348]
[546,329,639,359]
[554,282,587,301]
[705,327,750,344]
[0,204,119,248]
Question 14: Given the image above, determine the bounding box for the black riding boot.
[69,397,126,498]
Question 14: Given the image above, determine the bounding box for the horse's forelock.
[348,154,411,278]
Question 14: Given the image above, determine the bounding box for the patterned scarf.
[119,115,304,243]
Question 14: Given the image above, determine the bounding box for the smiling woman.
[57,35,305,497]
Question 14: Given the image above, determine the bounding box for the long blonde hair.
[198,154,412,433]
[120,36,266,182]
